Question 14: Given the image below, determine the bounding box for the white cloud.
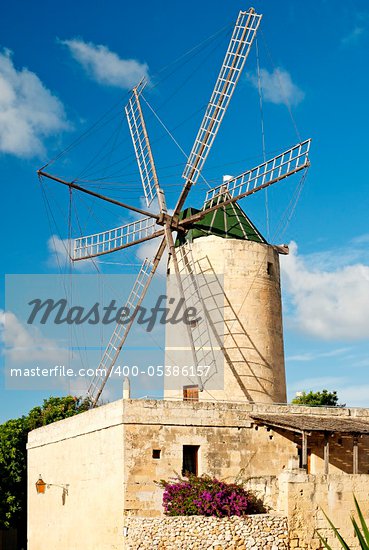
[47,235,94,271]
[287,347,351,362]
[341,12,368,47]
[132,198,168,275]
[135,235,168,276]
[339,385,369,407]
[247,67,305,106]
[342,26,365,46]
[350,357,369,368]
[289,376,347,393]
[352,233,369,245]
[0,309,68,364]
[281,241,369,341]
[0,49,69,157]
[61,38,149,89]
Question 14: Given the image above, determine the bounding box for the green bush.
[292,390,344,407]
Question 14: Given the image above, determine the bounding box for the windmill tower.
[164,199,288,404]
[38,7,311,407]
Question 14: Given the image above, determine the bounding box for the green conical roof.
[176,196,266,247]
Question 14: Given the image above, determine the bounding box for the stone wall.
[123,400,297,516]
[125,514,289,549]
[27,400,124,550]
[164,236,287,404]
[278,471,369,549]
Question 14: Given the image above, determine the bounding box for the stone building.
[28,399,369,549]
[27,216,369,549]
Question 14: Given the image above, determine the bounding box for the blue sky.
[1,0,369,421]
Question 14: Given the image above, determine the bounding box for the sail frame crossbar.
[204,140,311,204]
[125,84,161,208]
[73,217,158,260]
[182,9,262,187]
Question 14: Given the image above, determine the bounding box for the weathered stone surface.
[27,398,369,549]
[125,515,289,550]
[164,237,287,404]
[280,471,369,550]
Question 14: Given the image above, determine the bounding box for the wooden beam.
[302,431,308,470]
[37,170,160,220]
[324,433,330,475]
[353,435,359,474]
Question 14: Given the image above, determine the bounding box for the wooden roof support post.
[353,434,359,474]
[302,431,308,471]
[324,432,330,475]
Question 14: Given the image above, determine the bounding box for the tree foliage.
[0,396,90,533]
[291,389,344,407]
[158,474,266,517]
[0,417,28,530]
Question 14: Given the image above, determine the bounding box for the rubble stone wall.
[125,514,289,549]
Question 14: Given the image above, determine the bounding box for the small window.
[267,262,274,277]
[152,449,161,459]
[183,385,199,401]
[182,445,199,476]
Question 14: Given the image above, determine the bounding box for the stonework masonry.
[123,400,296,517]
[278,472,369,549]
[164,237,287,404]
[27,399,369,549]
[125,515,289,549]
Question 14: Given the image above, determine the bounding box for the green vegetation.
[292,389,344,407]
[0,396,90,544]
[317,496,369,549]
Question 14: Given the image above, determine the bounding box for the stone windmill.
[38,7,311,406]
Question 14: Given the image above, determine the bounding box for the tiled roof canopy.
[250,413,369,434]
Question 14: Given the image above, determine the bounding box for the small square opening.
[152,449,161,459]
[183,385,199,401]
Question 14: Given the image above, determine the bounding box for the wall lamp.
[35,475,69,504]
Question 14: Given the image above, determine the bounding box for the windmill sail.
[175,8,262,216]
[73,217,162,261]
[87,239,166,405]
[125,82,165,211]
[204,140,311,205]
[37,7,313,407]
